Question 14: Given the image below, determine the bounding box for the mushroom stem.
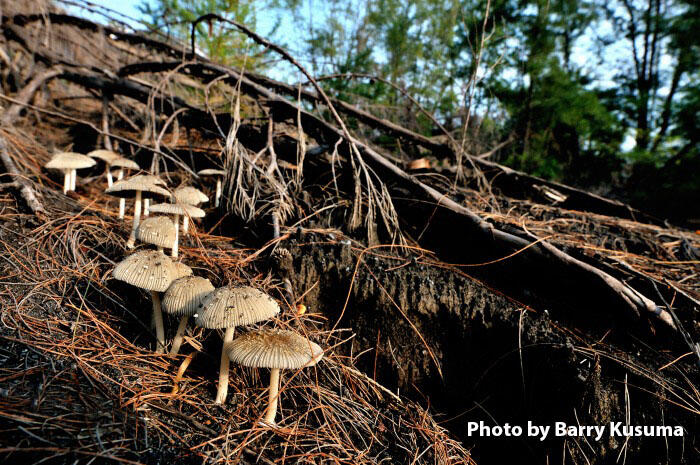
[263,368,281,425]
[170,315,189,356]
[151,290,165,353]
[144,198,150,216]
[106,166,113,187]
[63,170,70,194]
[215,326,235,404]
[70,169,77,191]
[172,214,180,258]
[215,178,221,208]
[182,215,189,235]
[117,169,125,218]
[126,190,142,249]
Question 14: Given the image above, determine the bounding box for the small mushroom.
[105,175,170,248]
[227,329,323,425]
[173,186,209,234]
[197,169,226,208]
[87,149,121,187]
[110,157,141,218]
[112,250,176,353]
[162,276,215,355]
[137,216,176,254]
[45,152,96,194]
[195,286,280,404]
[173,261,193,279]
[147,203,205,258]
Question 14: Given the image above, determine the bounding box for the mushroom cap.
[227,329,324,370]
[87,149,121,163]
[174,186,209,205]
[195,286,280,329]
[45,152,97,170]
[112,250,176,292]
[198,169,226,177]
[105,174,170,199]
[173,261,193,279]
[136,216,176,248]
[162,276,215,316]
[110,157,140,170]
[149,202,205,218]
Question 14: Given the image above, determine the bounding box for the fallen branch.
[0,66,61,219]
[0,134,46,218]
[0,66,63,125]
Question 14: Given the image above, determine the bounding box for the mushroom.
[195,286,280,404]
[109,157,141,218]
[197,169,226,208]
[87,149,120,187]
[173,186,209,234]
[162,276,215,355]
[112,250,176,353]
[173,261,193,279]
[147,203,205,258]
[45,152,96,194]
[227,329,323,425]
[105,175,170,249]
[137,216,176,254]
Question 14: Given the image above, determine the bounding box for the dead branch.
[0,66,61,219]
[0,134,45,218]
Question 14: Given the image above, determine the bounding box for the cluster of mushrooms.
[45,149,323,426]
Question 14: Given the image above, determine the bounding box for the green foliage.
[138,0,275,69]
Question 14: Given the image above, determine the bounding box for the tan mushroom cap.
[105,174,170,199]
[195,286,280,329]
[173,261,193,279]
[174,186,209,205]
[110,157,140,170]
[136,216,176,248]
[87,149,121,163]
[112,250,176,292]
[198,169,226,176]
[162,276,215,317]
[227,329,324,370]
[149,202,205,218]
[45,152,97,170]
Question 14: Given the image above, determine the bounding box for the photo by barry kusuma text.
[467,421,685,441]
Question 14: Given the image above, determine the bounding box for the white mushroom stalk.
[62,169,70,194]
[197,169,225,208]
[151,290,166,353]
[128,190,142,249]
[118,170,125,218]
[216,326,235,403]
[265,368,281,424]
